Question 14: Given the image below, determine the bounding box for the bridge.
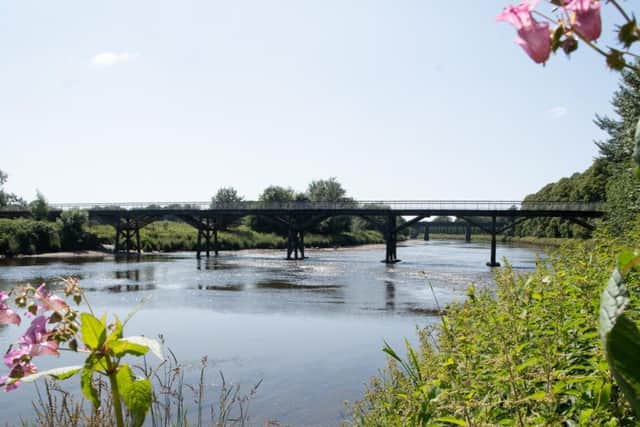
[1,201,603,267]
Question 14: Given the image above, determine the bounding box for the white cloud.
[91,52,134,66]
[547,106,568,119]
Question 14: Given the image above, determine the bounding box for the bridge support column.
[287,229,305,260]
[196,218,219,259]
[114,218,142,255]
[424,223,430,241]
[487,216,500,267]
[384,215,399,264]
[465,223,471,243]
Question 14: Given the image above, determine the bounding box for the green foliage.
[57,209,95,251]
[29,191,49,221]
[0,218,60,256]
[351,224,640,426]
[210,187,243,206]
[604,164,640,235]
[0,169,25,209]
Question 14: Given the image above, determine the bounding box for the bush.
[57,209,94,251]
[0,219,60,256]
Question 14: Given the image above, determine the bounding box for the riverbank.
[426,233,576,248]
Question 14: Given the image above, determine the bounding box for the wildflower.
[564,0,601,41]
[18,316,59,357]
[2,346,36,391]
[35,284,69,313]
[0,292,20,326]
[497,1,551,64]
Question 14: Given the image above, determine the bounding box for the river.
[0,240,543,426]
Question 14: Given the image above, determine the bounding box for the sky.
[0,1,625,203]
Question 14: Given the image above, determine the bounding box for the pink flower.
[564,0,601,41]
[18,316,59,357]
[497,1,551,64]
[0,292,20,326]
[35,284,68,313]
[2,347,37,391]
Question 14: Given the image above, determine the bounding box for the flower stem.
[608,0,633,23]
[106,356,125,427]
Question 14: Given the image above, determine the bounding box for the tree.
[0,169,26,209]
[210,187,243,206]
[306,178,353,234]
[57,209,90,250]
[29,190,49,221]
[307,178,347,202]
[595,67,640,166]
[249,185,299,234]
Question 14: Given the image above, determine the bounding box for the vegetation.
[89,221,384,253]
[351,224,640,426]
[0,170,25,209]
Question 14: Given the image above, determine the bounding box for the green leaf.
[528,391,547,401]
[599,268,629,343]
[81,313,107,350]
[599,267,640,415]
[81,368,100,408]
[434,416,467,426]
[120,336,163,360]
[109,339,149,358]
[605,314,640,415]
[118,365,152,427]
[20,365,82,382]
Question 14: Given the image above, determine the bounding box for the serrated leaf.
[120,336,163,360]
[81,368,100,408]
[110,339,149,358]
[81,313,106,350]
[20,365,82,382]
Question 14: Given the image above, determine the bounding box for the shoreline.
[0,237,566,260]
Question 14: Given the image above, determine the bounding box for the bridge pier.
[424,223,430,241]
[465,223,471,243]
[287,229,305,260]
[384,215,399,264]
[487,216,500,267]
[196,218,219,259]
[114,217,143,254]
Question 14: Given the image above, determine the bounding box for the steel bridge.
[1,200,603,267]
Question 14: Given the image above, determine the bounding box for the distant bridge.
[1,201,603,267]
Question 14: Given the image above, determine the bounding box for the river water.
[0,240,542,426]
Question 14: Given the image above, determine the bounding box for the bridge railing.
[46,200,603,212]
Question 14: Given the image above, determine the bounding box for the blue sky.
[0,1,624,203]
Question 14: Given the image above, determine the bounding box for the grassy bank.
[351,224,640,425]
[89,221,384,252]
[425,233,575,248]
